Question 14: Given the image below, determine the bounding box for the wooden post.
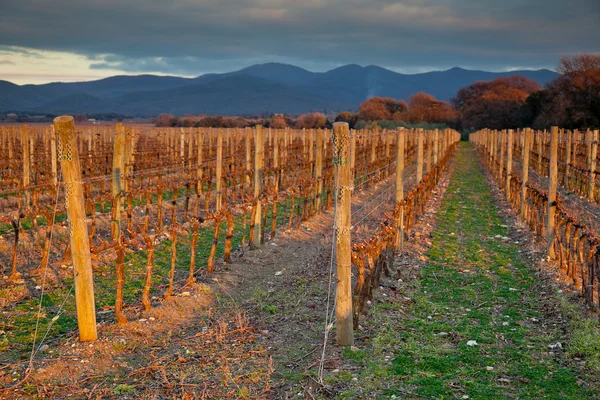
[245,127,251,185]
[506,129,513,199]
[315,129,324,211]
[547,127,559,258]
[54,116,97,342]
[196,128,204,194]
[251,125,264,248]
[565,130,572,188]
[521,129,531,219]
[216,129,223,212]
[417,129,424,182]
[394,129,405,251]
[350,131,356,181]
[51,126,58,187]
[425,131,432,173]
[22,125,31,207]
[111,123,126,241]
[498,131,505,186]
[332,122,353,346]
[589,130,598,201]
[433,129,439,165]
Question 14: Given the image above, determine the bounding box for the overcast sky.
[1,0,599,84]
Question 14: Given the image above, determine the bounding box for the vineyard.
[471,127,600,308]
[0,118,465,397]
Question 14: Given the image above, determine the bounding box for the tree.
[296,113,327,129]
[155,113,177,127]
[358,97,407,121]
[335,112,359,128]
[554,54,600,128]
[452,76,540,130]
[269,114,288,129]
[406,92,457,123]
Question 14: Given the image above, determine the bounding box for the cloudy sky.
[1,0,599,84]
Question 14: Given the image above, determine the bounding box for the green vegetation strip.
[333,143,597,399]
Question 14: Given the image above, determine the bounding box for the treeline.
[154,54,599,132]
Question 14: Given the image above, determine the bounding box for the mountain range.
[0,63,559,117]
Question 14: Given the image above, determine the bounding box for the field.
[1,120,599,398]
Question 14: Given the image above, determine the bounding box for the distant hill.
[0,63,559,116]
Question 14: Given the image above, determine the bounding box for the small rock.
[39,344,49,353]
[350,346,359,352]
[486,366,494,371]
[181,292,191,297]
[466,340,478,347]
[139,318,147,323]
[148,317,155,321]
[437,332,449,337]
[549,342,562,350]
[331,369,339,373]
[508,288,518,291]
[502,322,509,326]
[261,330,269,335]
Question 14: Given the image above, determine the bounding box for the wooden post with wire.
[315,129,324,212]
[547,126,559,258]
[196,128,204,195]
[54,115,97,342]
[111,123,126,241]
[394,129,405,251]
[417,128,424,182]
[22,125,31,207]
[506,129,513,199]
[251,125,264,248]
[51,126,58,187]
[589,130,598,201]
[521,128,531,219]
[216,129,223,212]
[332,122,353,346]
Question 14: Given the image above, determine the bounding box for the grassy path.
[387,143,595,398]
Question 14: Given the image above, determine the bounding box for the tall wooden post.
[498,131,505,186]
[394,129,405,251]
[251,125,264,248]
[547,127,559,258]
[54,116,97,342]
[111,123,126,241]
[50,126,58,187]
[196,129,204,194]
[22,125,31,207]
[332,122,353,346]
[506,129,513,199]
[315,129,324,211]
[245,127,251,185]
[417,129,424,182]
[521,129,531,219]
[216,129,223,212]
[433,129,439,165]
[589,130,598,201]
[565,130,572,187]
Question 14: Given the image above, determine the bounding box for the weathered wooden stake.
[506,129,513,199]
[251,126,264,248]
[417,129,424,182]
[54,115,97,342]
[394,129,405,251]
[216,129,223,212]
[332,122,353,346]
[111,123,126,241]
[547,126,558,258]
[521,129,531,219]
[589,130,598,201]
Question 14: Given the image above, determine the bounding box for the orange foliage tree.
[406,92,456,123]
[295,112,327,128]
[358,97,407,121]
[452,76,540,130]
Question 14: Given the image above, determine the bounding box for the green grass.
[334,143,598,399]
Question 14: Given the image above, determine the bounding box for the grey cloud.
[0,0,598,75]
